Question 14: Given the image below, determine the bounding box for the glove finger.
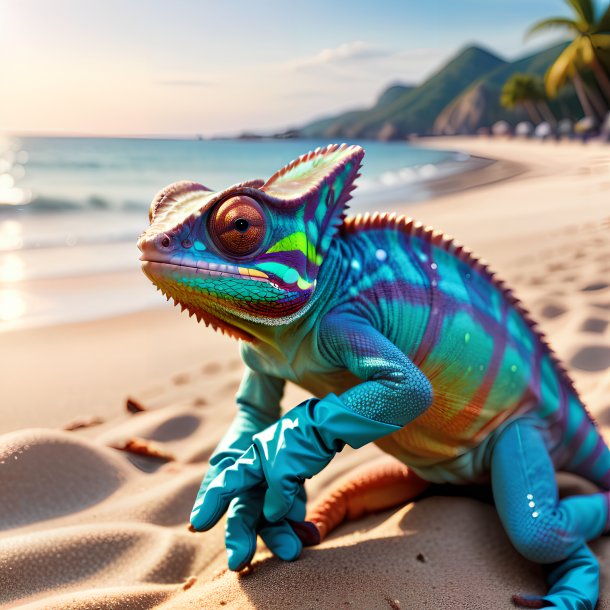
[284,484,307,521]
[263,475,302,523]
[195,456,236,502]
[259,519,303,562]
[191,445,264,531]
[225,489,264,571]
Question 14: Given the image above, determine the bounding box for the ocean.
[0,136,473,330]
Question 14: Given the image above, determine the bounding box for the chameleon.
[138,143,610,610]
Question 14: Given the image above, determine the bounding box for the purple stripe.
[357,274,530,365]
[550,381,571,468]
[411,239,443,367]
[258,250,309,268]
[480,302,509,389]
[575,434,607,475]
[569,415,594,452]
[528,330,542,404]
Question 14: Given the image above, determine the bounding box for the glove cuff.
[310,393,402,450]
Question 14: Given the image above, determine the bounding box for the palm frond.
[590,33,610,50]
[545,41,581,96]
[525,17,582,40]
[563,0,594,25]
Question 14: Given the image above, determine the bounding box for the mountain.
[294,43,584,139]
[299,83,415,139]
[298,46,506,139]
[434,43,581,135]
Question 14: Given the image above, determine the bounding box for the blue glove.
[192,406,310,570]
[191,394,401,536]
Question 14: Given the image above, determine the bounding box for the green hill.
[299,46,506,139]
[434,43,582,134]
[296,42,584,139]
[299,83,415,139]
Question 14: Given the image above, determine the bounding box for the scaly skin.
[138,144,610,609]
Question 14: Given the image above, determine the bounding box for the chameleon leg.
[491,418,610,610]
[303,457,429,542]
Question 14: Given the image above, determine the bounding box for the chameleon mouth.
[139,256,271,284]
[140,260,257,341]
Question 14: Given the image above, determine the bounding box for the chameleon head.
[137,143,364,341]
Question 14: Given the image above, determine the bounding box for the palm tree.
[501,74,548,123]
[527,0,610,117]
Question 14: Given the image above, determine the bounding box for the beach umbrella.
[534,122,553,140]
[491,121,511,136]
[515,121,534,137]
[574,116,598,134]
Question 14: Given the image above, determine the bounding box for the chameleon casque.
[138,144,610,609]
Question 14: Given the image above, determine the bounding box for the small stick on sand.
[110,437,175,461]
[63,415,105,431]
[125,396,147,414]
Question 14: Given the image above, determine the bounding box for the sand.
[1,136,610,609]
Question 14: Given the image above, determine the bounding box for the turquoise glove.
[223,484,307,570]
[191,393,401,535]
[193,406,310,570]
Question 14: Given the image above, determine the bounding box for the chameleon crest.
[138,144,363,340]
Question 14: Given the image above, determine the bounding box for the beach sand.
[1,136,610,609]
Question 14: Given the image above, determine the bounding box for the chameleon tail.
[302,457,429,542]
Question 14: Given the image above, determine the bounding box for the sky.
[0,0,593,137]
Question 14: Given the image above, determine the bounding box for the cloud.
[287,41,393,70]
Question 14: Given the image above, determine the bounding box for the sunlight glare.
[0,253,26,282]
[0,220,24,251]
[0,289,26,322]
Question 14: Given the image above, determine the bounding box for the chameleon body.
[138,144,610,609]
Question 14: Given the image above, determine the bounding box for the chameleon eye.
[208,195,266,257]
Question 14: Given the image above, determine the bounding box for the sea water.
[0,136,472,330]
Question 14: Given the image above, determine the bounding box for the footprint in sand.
[201,362,221,375]
[570,346,610,372]
[582,282,609,292]
[172,373,191,386]
[147,415,201,442]
[540,303,566,320]
[580,318,609,334]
